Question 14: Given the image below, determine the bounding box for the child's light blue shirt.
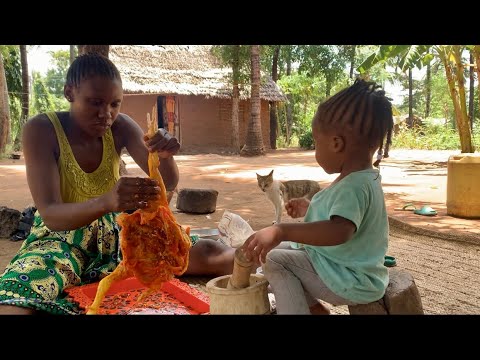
[292,169,389,303]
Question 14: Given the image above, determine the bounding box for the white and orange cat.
[256,170,321,224]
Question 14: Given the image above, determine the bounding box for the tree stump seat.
[176,188,219,214]
[348,269,424,315]
[0,206,21,238]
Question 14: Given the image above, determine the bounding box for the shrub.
[299,130,314,150]
[392,121,480,150]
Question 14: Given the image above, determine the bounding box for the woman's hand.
[144,128,180,159]
[103,177,160,212]
[243,225,283,264]
[285,197,310,218]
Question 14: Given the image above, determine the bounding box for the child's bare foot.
[309,301,331,315]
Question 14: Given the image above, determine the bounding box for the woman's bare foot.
[0,305,36,315]
[309,301,331,315]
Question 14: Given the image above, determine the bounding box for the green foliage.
[355,46,399,86]
[0,142,17,159]
[392,122,480,150]
[276,45,296,79]
[278,73,325,140]
[0,46,21,98]
[32,72,55,113]
[210,45,479,153]
[8,96,21,143]
[421,63,451,119]
[357,45,431,74]
[260,45,279,73]
[294,45,351,96]
[295,45,347,78]
[29,50,70,115]
[277,134,299,148]
[395,61,461,126]
[45,50,70,96]
[0,45,22,143]
[299,130,314,149]
[211,45,250,85]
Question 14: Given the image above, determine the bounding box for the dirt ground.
[1,148,479,314]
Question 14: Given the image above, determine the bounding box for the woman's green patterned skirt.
[0,211,121,314]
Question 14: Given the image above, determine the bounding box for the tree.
[285,45,294,145]
[408,68,413,127]
[0,46,21,148]
[15,45,29,150]
[439,46,473,152]
[358,45,474,153]
[45,50,71,96]
[295,45,349,97]
[78,45,109,57]
[469,52,474,131]
[471,46,480,129]
[231,45,241,152]
[425,61,431,118]
[241,45,265,156]
[211,45,250,153]
[269,45,280,149]
[348,45,356,79]
[0,52,11,154]
[32,72,55,114]
[70,45,76,64]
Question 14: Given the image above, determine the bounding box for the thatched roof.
[109,45,286,102]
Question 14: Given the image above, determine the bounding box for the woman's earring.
[67,97,72,102]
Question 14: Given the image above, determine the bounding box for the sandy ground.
[1,149,479,314]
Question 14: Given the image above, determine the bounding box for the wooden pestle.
[227,247,254,289]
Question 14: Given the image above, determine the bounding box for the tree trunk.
[469,52,475,132]
[78,45,109,58]
[473,47,480,131]
[15,45,29,151]
[408,68,413,127]
[231,45,240,153]
[439,48,474,153]
[241,45,265,156]
[286,47,293,145]
[349,45,356,79]
[326,76,332,97]
[0,53,11,154]
[70,45,76,64]
[452,45,474,152]
[269,45,280,150]
[425,62,431,118]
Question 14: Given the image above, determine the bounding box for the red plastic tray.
[65,277,210,315]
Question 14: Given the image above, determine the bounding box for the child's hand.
[144,128,180,158]
[243,225,282,264]
[285,198,310,218]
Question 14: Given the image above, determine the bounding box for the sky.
[28,45,69,75]
[27,45,409,105]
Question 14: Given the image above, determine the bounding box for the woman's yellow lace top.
[46,112,120,203]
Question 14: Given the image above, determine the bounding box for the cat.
[256,169,321,224]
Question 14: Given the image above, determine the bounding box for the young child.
[243,79,393,314]
[0,53,235,315]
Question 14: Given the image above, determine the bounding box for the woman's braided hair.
[66,52,121,87]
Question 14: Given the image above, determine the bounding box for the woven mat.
[125,218,480,315]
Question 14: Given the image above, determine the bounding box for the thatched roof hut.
[109,45,286,102]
